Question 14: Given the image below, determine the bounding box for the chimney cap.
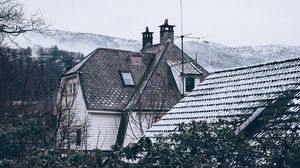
[159,19,175,27]
[164,19,169,25]
[142,26,153,34]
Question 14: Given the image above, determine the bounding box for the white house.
[57,19,209,151]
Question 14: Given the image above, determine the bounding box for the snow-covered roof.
[145,57,300,138]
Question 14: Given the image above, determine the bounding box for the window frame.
[186,77,195,92]
[119,71,135,87]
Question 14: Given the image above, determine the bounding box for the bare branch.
[0,0,50,45]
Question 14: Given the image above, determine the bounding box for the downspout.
[115,110,130,147]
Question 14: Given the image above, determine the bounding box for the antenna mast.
[177,0,208,97]
[180,0,185,97]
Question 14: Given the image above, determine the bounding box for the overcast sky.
[22,0,300,46]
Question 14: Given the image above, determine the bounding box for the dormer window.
[186,77,195,92]
[120,71,134,86]
[66,82,79,95]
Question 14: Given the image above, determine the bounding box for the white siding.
[61,76,88,126]
[57,75,89,150]
[195,78,201,87]
[169,66,182,93]
[169,67,202,94]
[124,112,159,147]
[72,83,89,150]
[87,112,121,150]
[73,83,87,124]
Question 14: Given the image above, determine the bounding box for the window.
[76,129,81,146]
[186,77,195,92]
[68,84,72,94]
[67,83,77,95]
[121,72,134,86]
[72,83,76,94]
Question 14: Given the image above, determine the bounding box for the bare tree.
[0,0,48,44]
[54,80,89,150]
[127,88,171,141]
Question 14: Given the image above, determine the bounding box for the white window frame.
[120,71,134,86]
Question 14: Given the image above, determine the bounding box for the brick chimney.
[130,52,142,66]
[159,19,175,44]
[142,26,153,48]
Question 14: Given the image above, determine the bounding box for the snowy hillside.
[13,30,141,55]
[11,30,300,72]
[184,41,300,72]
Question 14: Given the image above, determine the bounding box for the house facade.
[146,58,300,140]
[58,20,208,151]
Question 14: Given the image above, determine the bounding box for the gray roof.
[125,43,209,111]
[64,50,96,76]
[64,43,208,111]
[146,57,300,138]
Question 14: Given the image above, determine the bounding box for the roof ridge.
[170,43,209,76]
[212,57,300,74]
[123,43,170,110]
[64,49,98,76]
[64,47,137,76]
[150,43,164,47]
[95,47,134,53]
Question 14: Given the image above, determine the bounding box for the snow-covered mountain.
[11,30,300,72]
[13,30,141,56]
[184,41,300,72]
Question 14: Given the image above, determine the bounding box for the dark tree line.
[0,45,83,167]
[0,46,83,106]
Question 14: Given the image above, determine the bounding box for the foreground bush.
[1,120,299,167]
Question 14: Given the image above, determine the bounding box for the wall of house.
[58,75,125,151]
[123,111,164,147]
[169,68,202,94]
[57,75,89,150]
[72,81,89,150]
[72,80,88,125]
[194,78,201,88]
[84,111,120,150]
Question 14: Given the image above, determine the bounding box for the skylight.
[121,72,134,86]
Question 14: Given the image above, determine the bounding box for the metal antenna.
[177,0,209,97]
[180,0,185,97]
[180,0,183,36]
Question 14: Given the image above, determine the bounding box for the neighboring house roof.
[63,43,208,112]
[145,57,300,138]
